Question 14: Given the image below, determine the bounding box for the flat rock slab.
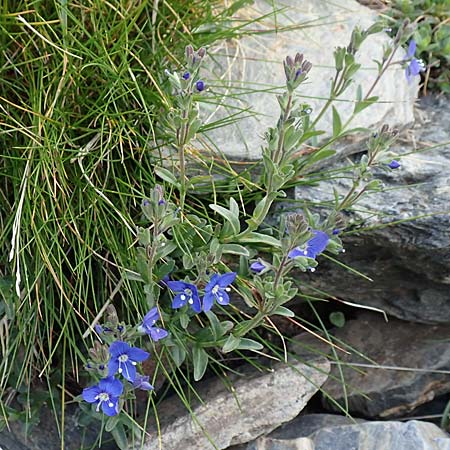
[295,94,450,324]
[200,0,417,160]
[291,312,450,418]
[139,357,330,450]
[239,419,450,450]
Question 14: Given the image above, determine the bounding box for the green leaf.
[205,311,222,340]
[192,346,209,381]
[272,306,295,317]
[180,313,190,329]
[236,232,281,248]
[332,106,342,137]
[236,338,264,351]
[154,166,180,187]
[354,96,379,114]
[229,197,240,218]
[303,148,336,166]
[169,344,186,367]
[105,415,120,432]
[329,311,346,328]
[210,204,240,235]
[110,423,129,450]
[222,334,241,353]
[221,243,250,257]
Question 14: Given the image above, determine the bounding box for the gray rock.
[237,419,450,450]
[0,405,116,450]
[294,95,450,323]
[139,357,330,450]
[200,0,417,160]
[291,313,450,418]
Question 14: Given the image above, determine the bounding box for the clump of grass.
[0,0,266,436]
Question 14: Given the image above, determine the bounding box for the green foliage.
[385,0,450,92]
[0,0,420,446]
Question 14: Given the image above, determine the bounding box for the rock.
[139,357,330,450]
[295,95,450,323]
[0,404,116,450]
[236,419,450,450]
[291,313,450,418]
[200,0,417,160]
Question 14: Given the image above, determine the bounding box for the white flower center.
[119,354,128,363]
[95,392,110,411]
[98,392,109,402]
[212,285,220,294]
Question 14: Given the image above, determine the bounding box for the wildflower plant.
[80,21,411,449]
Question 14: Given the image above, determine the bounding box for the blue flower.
[138,307,168,341]
[182,72,190,80]
[107,341,149,382]
[167,281,202,313]
[132,374,154,391]
[388,160,400,169]
[196,80,205,92]
[405,40,425,83]
[288,230,329,260]
[82,377,123,416]
[250,260,267,274]
[203,272,236,312]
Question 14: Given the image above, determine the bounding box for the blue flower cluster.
[167,272,237,313]
[82,307,167,416]
[250,230,330,274]
[405,40,425,83]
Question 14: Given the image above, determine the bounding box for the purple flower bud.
[332,229,340,235]
[182,72,190,80]
[250,261,266,274]
[99,364,105,370]
[117,325,124,332]
[294,68,302,81]
[388,160,400,169]
[158,199,166,206]
[196,80,205,92]
[94,324,103,334]
[143,199,150,207]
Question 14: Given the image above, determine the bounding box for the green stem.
[273,92,293,165]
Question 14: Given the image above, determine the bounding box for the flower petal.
[101,397,120,416]
[143,307,159,325]
[98,377,124,397]
[217,272,236,288]
[167,280,188,292]
[405,65,413,83]
[288,247,305,259]
[121,361,137,382]
[407,39,416,57]
[172,294,187,309]
[216,290,230,306]
[150,327,168,341]
[306,231,329,258]
[127,347,150,363]
[190,295,202,314]
[202,293,215,312]
[109,340,130,358]
[82,385,101,403]
[107,358,120,378]
[250,261,266,273]
[205,274,220,293]
[409,58,422,76]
